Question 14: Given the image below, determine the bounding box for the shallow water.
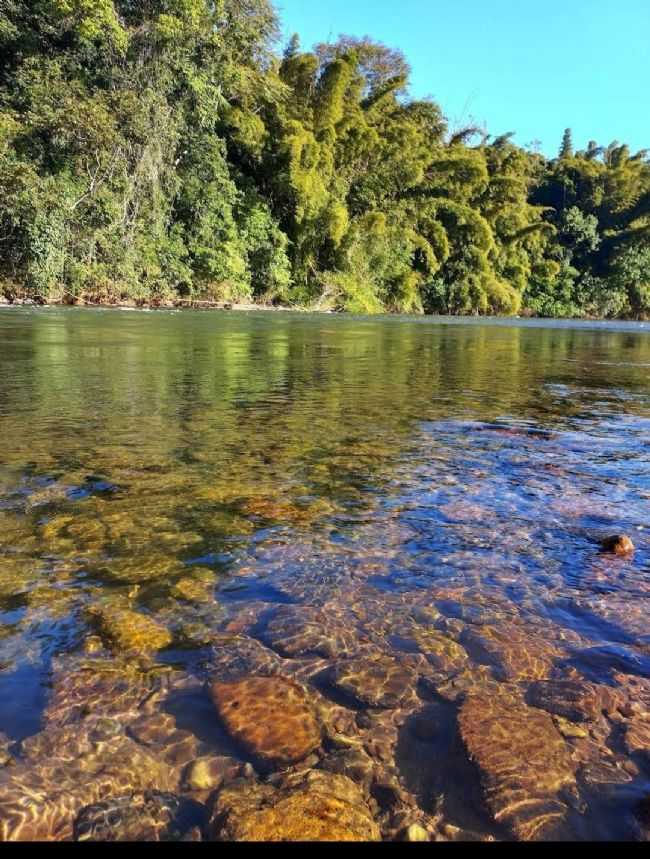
[1,308,650,841]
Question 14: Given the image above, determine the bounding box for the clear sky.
[276,0,650,157]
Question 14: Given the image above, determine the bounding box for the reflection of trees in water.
[2,313,649,489]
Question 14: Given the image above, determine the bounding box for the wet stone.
[570,644,650,680]
[0,736,176,841]
[330,654,419,709]
[43,657,171,728]
[176,622,218,648]
[527,679,620,724]
[624,719,650,762]
[170,577,214,604]
[613,673,650,718]
[87,605,172,654]
[74,792,206,842]
[211,771,381,842]
[601,535,635,556]
[432,664,499,703]
[263,605,357,659]
[128,713,177,746]
[210,675,322,768]
[82,635,105,655]
[319,748,378,795]
[552,716,589,740]
[411,628,468,682]
[184,756,245,793]
[402,823,429,842]
[209,635,285,681]
[101,555,186,585]
[459,684,577,841]
[461,624,563,682]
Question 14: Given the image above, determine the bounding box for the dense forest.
[1,1,649,318]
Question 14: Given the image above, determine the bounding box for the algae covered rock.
[210,675,322,768]
[87,605,172,654]
[211,771,380,841]
[171,576,214,604]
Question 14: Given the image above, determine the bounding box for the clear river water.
[0,307,649,841]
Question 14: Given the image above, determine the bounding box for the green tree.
[559,128,574,160]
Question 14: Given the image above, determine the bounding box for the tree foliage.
[0,3,648,317]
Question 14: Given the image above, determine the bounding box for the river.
[0,307,649,841]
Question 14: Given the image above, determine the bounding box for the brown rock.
[74,791,203,841]
[87,605,172,654]
[411,628,468,682]
[264,606,356,660]
[184,756,244,792]
[552,716,588,740]
[0,736,175,841]
[331,654,418,709]
[601,535,635,556]
[624,719,650,762]
[211,771,380,841]
[210,676,321,768]
[459,685,577,840]
[461,624,563,682]
[527,679,620,723]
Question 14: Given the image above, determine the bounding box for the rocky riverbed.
[1,309,650,841]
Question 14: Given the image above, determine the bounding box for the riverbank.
[2,293,647,323]
[0,295,303,313]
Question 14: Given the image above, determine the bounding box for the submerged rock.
[87,605,172,654]
[601,535,635,556]
[624,719,650,762]
[461,623,563,682]
[43,657,171,727]
[330,654,418,709]
[402,823,429,842]
[210,675,322,768]
[183,756,246,793]
[527,679,621,724]
[0,656,209,841]
[411,628,468,683]
[211,771,380,841]
[264,605,356,660]
[74,791,205,841]
[552,716,589,740]
[0,736,176,841]
[458,685,577,840]
[171,577,214,604]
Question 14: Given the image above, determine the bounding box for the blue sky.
[276,0,650,157]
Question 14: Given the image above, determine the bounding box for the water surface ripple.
[0,308,649,841]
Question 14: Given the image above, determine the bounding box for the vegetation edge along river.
[1,1,649,320]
